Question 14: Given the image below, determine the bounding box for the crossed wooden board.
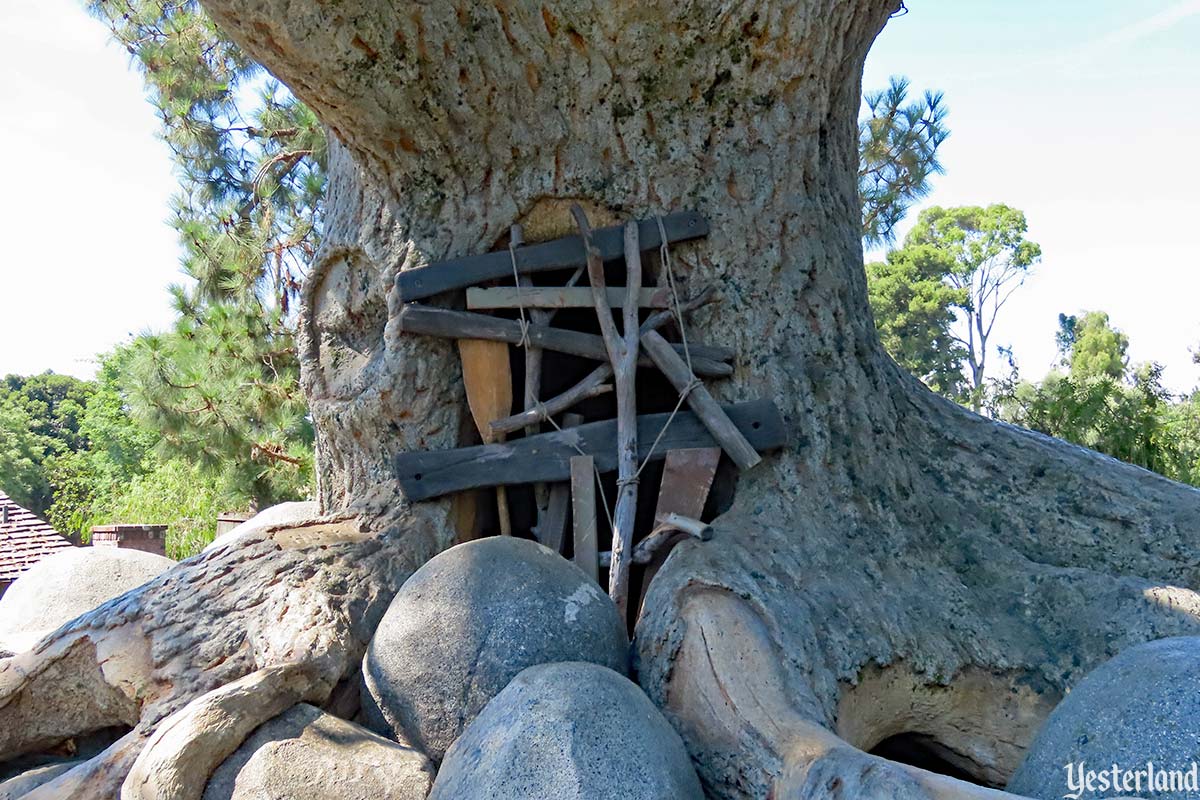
[391,210,786,593]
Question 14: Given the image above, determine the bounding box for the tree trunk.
[6,1,1200,798]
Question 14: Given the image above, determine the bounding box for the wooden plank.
[395,211,709,301]
[654,448,721,521]
[570,455,598,584]
[393,399,784,502]
[641,330,761,470]
[467,286,671,310]
[458,338,513,534]
[398,305,732,377]
[531,413,582,554]
[638,448,720,615]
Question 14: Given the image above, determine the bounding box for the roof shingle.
[0,491,73,583]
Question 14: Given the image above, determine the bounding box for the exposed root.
[121,663,335,800]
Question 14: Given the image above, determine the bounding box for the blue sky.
[864,0,1200,391]
[1,0,1198,393]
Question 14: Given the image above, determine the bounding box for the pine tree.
[88,0,322,506]
[859,77,949,246]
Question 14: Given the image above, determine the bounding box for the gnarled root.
[120,663,334,800]
[0,508,448,798]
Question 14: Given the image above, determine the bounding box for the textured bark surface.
[5,0,1200,797]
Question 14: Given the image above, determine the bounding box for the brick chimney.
[91,524,168,556]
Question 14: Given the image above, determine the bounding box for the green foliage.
[1068,311,1128,380]
[994,313,1197,485]
[859,77,950,246]
[866,245,968,398]
[0,373,94,513]
[83,0,322,505]
[0,400,54,512]
[902,204,1042,411]
[98,459,227,560]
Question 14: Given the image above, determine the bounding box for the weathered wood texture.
[487,287,721,436]
[457,338,513,534]
[570,455,598,583]
[468,286,671,310]
[531,413,582,553]
[398,305,732,377]
[395,212,707,301]
[393,400,784,501]
[653,448,722,523]
[641,330,761,470]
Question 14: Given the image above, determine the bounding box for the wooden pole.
[487,286,720,437]
[531,413,583,554]
[573,204,641,620]
[510,225,553,529]
[640,329,762,471]
[570,455,598,583]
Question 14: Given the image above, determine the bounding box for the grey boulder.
[203,703,434,800]
[1008,636,1200,799]
[0,547,174,653]
[430,661,703,800]
[362,536,629,761]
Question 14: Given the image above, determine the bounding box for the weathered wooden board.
[394,399,784,501]
[642,330,761,470]
[395,211,708,301]
[570,455,598,583]
[531,413,582,554]
[467,286,671,310]
[398,305,733,377]
[654,448,721,521]
[458,338,513,534]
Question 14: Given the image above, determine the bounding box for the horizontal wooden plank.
[395,211,709,301]
[394,399,785,502]
[398,305,733,377]
[467,286,672,310]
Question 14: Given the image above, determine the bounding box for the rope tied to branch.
[508,241,532,348]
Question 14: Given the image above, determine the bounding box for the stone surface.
[1008,636,1200,800]
[430,661,703,800]
[0,760,83,799]
[203,703,433,800]
[362,536,629,762]
[204,501,319,551]
[0,547,174,652]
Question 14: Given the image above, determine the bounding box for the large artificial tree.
[4,2,1200,798]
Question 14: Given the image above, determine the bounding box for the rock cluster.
[361,536,631,761]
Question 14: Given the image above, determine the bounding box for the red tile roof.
[0,491,73,583]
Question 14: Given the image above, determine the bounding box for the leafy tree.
[994,313,1190,482]
[0,400,53,512]
[903,204,1042,412]
[866,244,967,398]
[0,373,94,514]
[85,0,323,504]
[1068,311,1128,380]
[859,76,949,246]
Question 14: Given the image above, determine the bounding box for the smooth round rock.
[430,661,704,800]
[203,703,434,800]
[362,536,629,762]
[1008,636,1200,799]
[204,501,319,551]
[0,547,174,652]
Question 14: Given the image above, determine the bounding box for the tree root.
[121,663,335,800]
[0,509,446,799]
